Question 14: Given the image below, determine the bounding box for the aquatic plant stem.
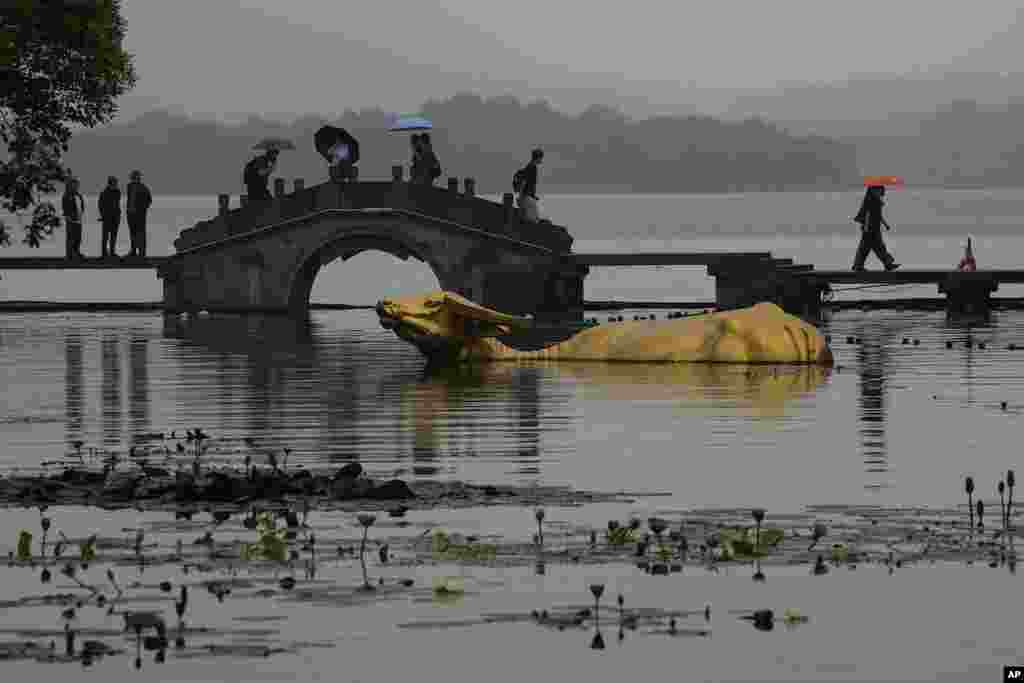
[1008,470,1015,531]
[966,476,975,533]
[359,526,370,589]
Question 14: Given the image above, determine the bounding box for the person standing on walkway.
[957,236,977,272]
[408,134,424,183]
[125,170,153,258]
[62,178,85,260]
[852,185,900,272]
[419,133,441,186]
[98,176,121,258]
[514,148,544,222]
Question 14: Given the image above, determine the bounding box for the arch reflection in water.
[161,313,368,465]
[857,336,890,490]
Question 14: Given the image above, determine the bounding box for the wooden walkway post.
[217,194,229,216]
[502,193,515,222]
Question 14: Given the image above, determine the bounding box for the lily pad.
[16,531,32,561]
[431,530,496,561]
[719,527,784,559]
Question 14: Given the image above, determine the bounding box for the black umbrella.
[314,126,360,165]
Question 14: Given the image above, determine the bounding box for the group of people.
[61,171,153,260]
[242,133,549,224]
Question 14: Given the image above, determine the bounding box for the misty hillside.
[818,98,1024,187]
[60,94,859,195]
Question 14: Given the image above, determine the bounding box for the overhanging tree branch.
[1,0,136,247]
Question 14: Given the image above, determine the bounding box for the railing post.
[464,177,476,196]
[240,194,249,208]
[293,178,304,193]
[273,178,285,198]
[447,177,459,192]
[502,192,515,221]
[218,194,229,216]
[392,165,403,183]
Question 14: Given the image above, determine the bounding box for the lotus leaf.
[432,576,465,594]
[431,530,496,561]
[242,513,288,562]
[16,530,32,561]
[79,536,97,562]
[830,543,849,563]
[719,527,784,559]
[606,526,637,546]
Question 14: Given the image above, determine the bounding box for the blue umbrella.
[389,114,433,132]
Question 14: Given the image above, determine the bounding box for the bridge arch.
[287,233,456,315]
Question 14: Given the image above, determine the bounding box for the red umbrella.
[863,175,904,188]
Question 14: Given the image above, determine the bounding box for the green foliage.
[431,530,496,561]
[719,527,784,560]
[16,530,32,561]
[655,543,674,562]
[240,512,288,562]
[605,526,637,546]
[1,0,137,247]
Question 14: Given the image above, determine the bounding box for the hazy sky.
[117,1,1023,121]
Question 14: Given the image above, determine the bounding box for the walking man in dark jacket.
[852,185,900,271]
[514,148,543,222]
[125,170,153,258]
[98,176,121,258]
[62,178,85,260]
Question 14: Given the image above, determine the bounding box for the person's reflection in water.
[324,363,361,469]
[128,337,150,446]
[101,335,122,451]
[857,335,890,489]
[512,367,542,484]
[245,353,274,451]
[65,330,85,445]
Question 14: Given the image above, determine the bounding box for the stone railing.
[173,168,573,254]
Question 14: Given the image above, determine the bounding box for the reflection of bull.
[376,291,834,366]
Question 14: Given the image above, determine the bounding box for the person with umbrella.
[245,138,293,202]
[388,114,439,185]
[244,149,277,201]
[314,126,360,183]
[852,181,900,272]
[410,133,441,186]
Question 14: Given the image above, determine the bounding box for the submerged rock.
[367,479,416,500]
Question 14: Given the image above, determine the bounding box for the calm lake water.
[1,190,1023,681]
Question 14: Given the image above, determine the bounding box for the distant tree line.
[59,93,861,196]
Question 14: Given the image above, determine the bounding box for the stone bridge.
[158,173,588,318]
